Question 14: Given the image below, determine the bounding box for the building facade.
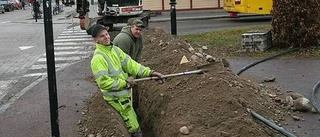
[143,0,223,11]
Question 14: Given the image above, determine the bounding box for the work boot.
[131,128,142,137]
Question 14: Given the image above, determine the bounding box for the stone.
[88,134,95,137]
[291,92,303,100]
[188,46,196,54]
[264,75,276,82]
[202,46,208,50]
[205,55,216,62]
[194,52,204,58]
[293,97,312,111]
[292,116,301,121]
[190,55,202,64]
[285,96,294,107]
[179,126,190,135]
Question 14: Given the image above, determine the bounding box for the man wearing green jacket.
[113,19,146,111]
[90,24,163,137]
[113,18,144,62]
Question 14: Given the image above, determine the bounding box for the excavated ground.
[78,28,300,137]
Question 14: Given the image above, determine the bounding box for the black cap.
[91,24,109,37]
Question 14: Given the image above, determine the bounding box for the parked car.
[0,0,14,12]
[0,5,5,13]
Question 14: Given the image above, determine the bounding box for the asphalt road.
[0,5,96,136]
[0,6,71,101]
[149,15,272,35]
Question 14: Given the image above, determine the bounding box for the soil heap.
[79,28,291,137]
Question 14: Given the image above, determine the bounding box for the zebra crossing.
[0,26,96,114]
[23,27,95,78]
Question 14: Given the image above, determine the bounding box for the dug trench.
[78,28,308,137]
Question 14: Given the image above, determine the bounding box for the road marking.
[54,46,85,50]
[44,51,91,56]
[23,73,47,77]
[65,27,82,30]
[57,35,92,39]
[30,63,70,70]
[0,24,96,114]
[62,30,87,34]
[55,38,93,42]
[37,56,90,62]
[1,21,11,24]
[19,46,34,50]
[54,42,94,46]
[59,32,88,36]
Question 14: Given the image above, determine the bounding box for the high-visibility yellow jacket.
[90,43,151,101]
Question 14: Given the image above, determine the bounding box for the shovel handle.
[133,69,205,82]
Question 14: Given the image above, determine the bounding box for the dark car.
[0,0,14,12]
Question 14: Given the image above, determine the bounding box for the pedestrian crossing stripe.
[37,56,90,62]
[30,63,70,70]
[55,38,93,42]
[54,42,94,46]
[54,46,87,50]
[23,73,47,77]
[59,32,88,36]
[43,51,91,56]
[23,26,94,78]
[57,35,92,39]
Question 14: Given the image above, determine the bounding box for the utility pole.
[170,0,177,35]
[43,0,60,136]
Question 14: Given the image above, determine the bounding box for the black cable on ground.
[311,80,320,113]
[236,47,301,76]
[247,108,297,137]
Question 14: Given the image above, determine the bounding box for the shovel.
[133,69,207,82]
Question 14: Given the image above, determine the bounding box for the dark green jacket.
[113,26,143,62]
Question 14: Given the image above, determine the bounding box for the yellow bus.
[223,0,272,17]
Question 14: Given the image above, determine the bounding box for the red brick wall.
[143,0,222,11]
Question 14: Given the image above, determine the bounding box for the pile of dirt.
[79,28,293,137]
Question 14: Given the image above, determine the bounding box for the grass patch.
[179,25,320,59]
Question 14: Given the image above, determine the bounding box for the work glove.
[125,77,136,88]
[150,70,165,84]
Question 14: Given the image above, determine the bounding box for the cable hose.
[247,108,297,137]
[236,47,301,76]
[311,80,320,113]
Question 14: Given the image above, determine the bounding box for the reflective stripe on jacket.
[90,43,151,100]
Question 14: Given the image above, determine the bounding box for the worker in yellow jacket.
[90,24,163,137]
